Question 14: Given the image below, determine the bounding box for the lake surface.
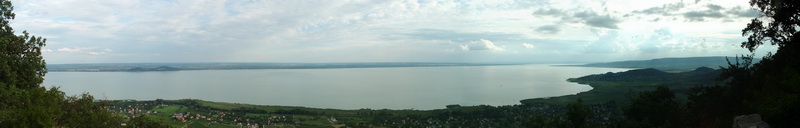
[43,64,628,110]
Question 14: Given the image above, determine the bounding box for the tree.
[703,0,800,127]
[128,115,171,128]
[623,86,683,128]
[566,98,591,128]
[0,0,60,126]
[56,93,123,127]
[524,115,568,128]
[0,0,47,90]
[0,87,64,127]
[741,0,800,52]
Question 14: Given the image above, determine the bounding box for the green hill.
[522,67,722,105]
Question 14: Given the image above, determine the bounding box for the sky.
[10,0,777,64]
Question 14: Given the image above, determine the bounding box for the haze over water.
[44,64,627,110]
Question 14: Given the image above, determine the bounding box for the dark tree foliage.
[0,0,60,126]
[623,86,683,128]
[566,98,591,128]
[524,115,568,128]
[685,85,734,127]
[741,0,800,127]
[0,0,46,90]
[56,93,123,127]
[0,87,64,127]
[685,0,800,127]
[128,115,171,128]
[741,0,800,51]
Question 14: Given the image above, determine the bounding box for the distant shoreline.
[47,62,519,72]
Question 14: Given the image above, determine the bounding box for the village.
[106,99,625,127]
[108,100,305,128]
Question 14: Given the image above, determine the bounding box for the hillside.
[522,67,722,105]
[575,67,722,83]
[577,56,754,71]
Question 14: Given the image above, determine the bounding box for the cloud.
[532,8,564,16]
[57,47,84,52]
[633,3,685,16]
[53,47,111,55]
[725,6,761,17]
[583,14,621,29]
[459,39,505,51]
[87,49,113,55]
[683,5,727,21]
[630,2,760,22]
[706,4,723,11]
[535,25,560,34]
[533,9,621,29]
[13,0,757,63]
[399,28,526,42]
[521,43,535,48]
[584,31,620,53]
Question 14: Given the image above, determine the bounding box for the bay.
[43,64,628,110]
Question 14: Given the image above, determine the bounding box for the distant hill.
[524,66,724,105]
[127,66,180,71]
[572,67,722,83]
[578,56,756,71]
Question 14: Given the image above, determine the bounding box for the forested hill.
[572,67,722,84]
[577,56,755,71]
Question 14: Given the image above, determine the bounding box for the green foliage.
[741,0,800,52]
[685,85,733,127]
[623,86,683,128]
[566,98,592,128]
[681,0,800,127]
[0,87,64,127]
[57,93,124,127]
[0,0,46,90]
[128,115,172,128]
[524,115,568,128]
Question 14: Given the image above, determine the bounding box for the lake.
[43,64,628,110]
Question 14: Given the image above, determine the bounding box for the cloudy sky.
[11,0,776,64]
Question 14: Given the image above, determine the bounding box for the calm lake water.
[43,64,628,110]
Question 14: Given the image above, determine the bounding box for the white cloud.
[459,39,506,52]
[52,47,111,55]
[56,47,83,52]
[522,43,535,48]
[459,45,470,51]
[11,0,759,63]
